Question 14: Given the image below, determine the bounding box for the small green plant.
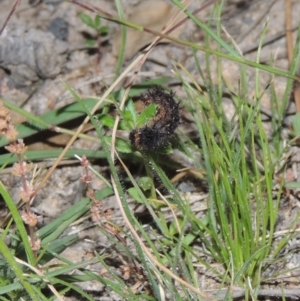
[80,13,109,47]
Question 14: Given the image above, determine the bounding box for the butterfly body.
[129,86,180,152]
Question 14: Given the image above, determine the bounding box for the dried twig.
[0,0,22,36]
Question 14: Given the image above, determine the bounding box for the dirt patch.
[1,0,300,300]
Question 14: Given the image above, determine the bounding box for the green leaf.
[169,219,182,236]
[159,144,173,154]
[98,114,115,128]
[0,282,23,295]
[118,120,131,130]
[38,198,90,244]
[138,177,153,191]
[84,39,97,47]
[104,137,133,153]
[39,235,79,264]
[182,233,196,246]
[123,99,137,128]
[80,13,95,28]
[292,113,300,135]
[136,103,156,127]
[127,187,144,203]
[94,186,114,200]
[99,26,109,35]
[285,182,300,189]
[94,15,101,28]
[115,138,133,153]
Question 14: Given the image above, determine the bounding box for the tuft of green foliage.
[80,13,109,47]
[0,181,114,300]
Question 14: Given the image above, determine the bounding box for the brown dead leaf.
[112,0,186,60]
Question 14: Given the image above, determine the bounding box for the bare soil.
[1,0,300,300]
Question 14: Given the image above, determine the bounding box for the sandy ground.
[1,0,300,300]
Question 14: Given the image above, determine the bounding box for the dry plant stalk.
[79,155,126,243]
[0,101,40,256]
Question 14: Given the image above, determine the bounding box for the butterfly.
[129,86,180,153]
